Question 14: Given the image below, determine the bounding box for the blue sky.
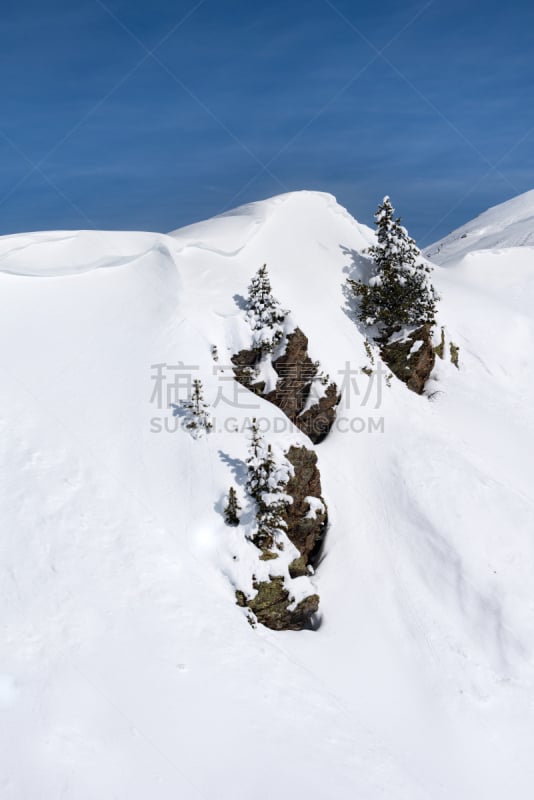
[1,0,533,242]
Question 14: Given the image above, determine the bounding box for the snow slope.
[425,188,534,264]
[1,191,533,799]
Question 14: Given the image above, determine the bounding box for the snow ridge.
[425,188,534,265]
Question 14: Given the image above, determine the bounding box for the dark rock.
[242,576,319,631]
[235,590,247,608]
[236,444,327,632]
[259,550,279,561]
[450,341,460,369]
[265,328,317,419]
[231,348,265,394]
[288,556,308,578]
[233,328,339,443]
[434,326,445,359]
[380,323,435,395]
[297,383,340,444]
[284,445,327,565]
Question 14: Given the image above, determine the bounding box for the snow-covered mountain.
[1,190,533,799]
[425,188,534,264]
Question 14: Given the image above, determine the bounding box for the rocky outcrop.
[236,444,327,631]
[232,328,340,443]
[236,577,319,631]
[264,328,316,419]
[285,445,327,566]
[434,326,460,370]
[380,323,435,395]
[231,347,265,394]
[297,383,340,444]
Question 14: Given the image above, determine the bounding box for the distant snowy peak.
[425,188,534,266]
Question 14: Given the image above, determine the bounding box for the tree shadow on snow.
[233,293,247,311]
[216,450,256,525]
[171,403,186,419]
[218,449,247,484]
[340,244,376,339]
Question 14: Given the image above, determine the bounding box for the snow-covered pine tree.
[254,444,291,551]
[224,486,241,526]
[180,379,213,439]
[246,418,269,501]
[246,264,288,354]
[349,197,437,339]
[245,419,292,550]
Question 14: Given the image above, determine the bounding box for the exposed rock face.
[237,577,319,631]
[231,347,265,394]
[297,384,340,444]
[265,328,316,419]
[232,328,339,443]
[285,445,327,565]
[236,444,327,631]
[434,327,460,369]
[450,341,460,368]
[380,323,435,395]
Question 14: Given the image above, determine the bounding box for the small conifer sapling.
[180,379,214,439]
[224,487,241,526]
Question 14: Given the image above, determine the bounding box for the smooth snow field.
[1,190,533,799]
